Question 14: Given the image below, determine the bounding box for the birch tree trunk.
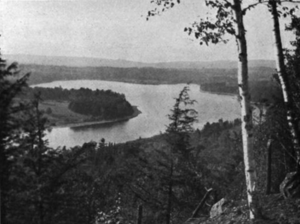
[269,0,300,171]
[233,0,258,220]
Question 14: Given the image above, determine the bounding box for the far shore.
[201,90,238,97]
[53,106,141,128]
[33,79,239,97]
[199,86,238,97]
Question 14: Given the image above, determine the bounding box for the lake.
[34,80,240,148]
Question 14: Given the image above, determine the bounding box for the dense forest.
[201,79,278,102]
[21,87,135,120]
[21,64,273,86]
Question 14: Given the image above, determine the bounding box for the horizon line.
[4,53,275,64]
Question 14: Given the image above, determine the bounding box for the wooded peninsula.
[20,87,138,127]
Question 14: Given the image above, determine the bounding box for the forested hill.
[21,63,276,102]
[21,64,274,86]
[23,87,134,120]
[6,54,275,69]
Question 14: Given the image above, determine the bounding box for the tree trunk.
[136,204,143,224]
[233,0,258,220]
[166,162,173,224]
[266,139,273,195]
[0,159,7,224]
[0,177,6,224]
[269,0,300,171]
[191,188,213,218]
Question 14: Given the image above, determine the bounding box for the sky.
[1,0,297,63]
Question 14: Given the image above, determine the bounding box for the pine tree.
[0,57,29,224]
[158,86,198,224]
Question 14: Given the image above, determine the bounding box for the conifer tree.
[16,93,52,224]
[158,86,198,224]
[0,57,29,224]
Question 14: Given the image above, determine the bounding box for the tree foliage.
[22,87,135,120]
[0,58,29,224]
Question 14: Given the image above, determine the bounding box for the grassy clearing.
[39,100,90,126]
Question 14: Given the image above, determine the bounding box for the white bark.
[233,0,258,220]
[270,0,300,169]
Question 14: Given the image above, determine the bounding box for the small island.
[22,86,140,127]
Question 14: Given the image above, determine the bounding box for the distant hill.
[5,54,147,68]
[151,60,276,70]
[5,54,276,70]
[5,54,276,102]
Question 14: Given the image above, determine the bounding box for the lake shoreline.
[52,106,141,128]
[200,89,237,97]
[33,79,237,97]
[36,80,240,148]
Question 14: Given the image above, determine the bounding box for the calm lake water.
[34,80,240,148]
